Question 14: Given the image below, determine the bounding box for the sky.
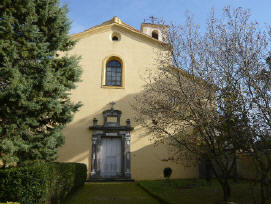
[59,0,271,34]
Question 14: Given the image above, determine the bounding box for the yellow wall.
[57,24,198,180]
[237,153,271,180]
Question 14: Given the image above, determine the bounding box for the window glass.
[106,60,122,86]
[112,36,119,41]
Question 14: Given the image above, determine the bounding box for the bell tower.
[140,16,168,42]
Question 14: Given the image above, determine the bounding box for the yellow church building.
[57,17,198,180]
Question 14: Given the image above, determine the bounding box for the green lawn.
[63,180,271,204]
[63,182,161,204]
[138,179,271,204]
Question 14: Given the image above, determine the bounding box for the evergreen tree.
[0,0,82,167]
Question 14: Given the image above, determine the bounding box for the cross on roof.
[143,16,158,24]
[149,16,156,24]
[109,101,115,110]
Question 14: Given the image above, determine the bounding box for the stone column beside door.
[89,108,133,179]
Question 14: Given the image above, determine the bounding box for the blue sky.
[60,0,271,34]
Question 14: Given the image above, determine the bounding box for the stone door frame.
[89,108,133,179]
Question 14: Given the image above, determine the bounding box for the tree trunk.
[233,156,238,183]
[222,181,231,202]
[260,180,266,204]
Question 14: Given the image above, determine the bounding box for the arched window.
[105,60,122,86]
[112,36,119,41]
[111,32,121,41]
[152,30,159,40]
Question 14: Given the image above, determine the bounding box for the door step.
[86,178,135,182]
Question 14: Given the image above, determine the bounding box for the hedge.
[0,161,87,204]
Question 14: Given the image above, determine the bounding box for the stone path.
[64,182,162,204]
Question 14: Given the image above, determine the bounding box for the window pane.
[106,60,122,86]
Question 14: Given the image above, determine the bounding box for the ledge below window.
[101,85,125,89]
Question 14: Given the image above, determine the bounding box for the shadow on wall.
[57,92,199,180]
[237,153,271,180]
[131,142,198,180]
[57,93,140,168]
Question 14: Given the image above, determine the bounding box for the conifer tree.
[0,0,82,167]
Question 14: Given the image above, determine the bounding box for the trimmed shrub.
[0,161,87,204]
[163,167,172,179]
[48,162,87,203]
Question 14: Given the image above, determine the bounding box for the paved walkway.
[64,182,161,204]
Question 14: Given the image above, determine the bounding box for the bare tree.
[244,56,271,204]
[133,7,271,202]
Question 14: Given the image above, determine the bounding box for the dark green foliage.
[0,161,87,204]
[163,167,172,179]
[0,0,82,166]
[48,162,87,203]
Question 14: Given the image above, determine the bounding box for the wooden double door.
[100,137,122,177]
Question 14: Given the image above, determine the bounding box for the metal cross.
[143,16,158,24]
[149,16,157,24]
[109,101,116,109]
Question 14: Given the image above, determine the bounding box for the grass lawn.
[63,182,161,204]
[138,179,271,204]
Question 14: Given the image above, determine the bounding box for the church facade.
[57,17,199,180]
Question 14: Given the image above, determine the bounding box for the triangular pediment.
[70,16,163,45]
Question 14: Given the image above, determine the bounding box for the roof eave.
[70,21,167,46]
